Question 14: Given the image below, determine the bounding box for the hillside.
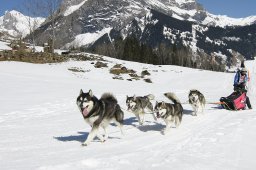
[0,55,255,169]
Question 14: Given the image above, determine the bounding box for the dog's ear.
[133,95,136,100]
[88,89,93,97]
[161,101,166,107]
[126,95,128,99]
[80,89,83,95]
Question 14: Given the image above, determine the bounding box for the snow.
[175,0,195,5]
[0,40,67,54]
[0,54,256,170]
[202,12,256,27]
[163,26,177,43]
[213,51,227,61]
[0,41,11,51]
[64,27,112,48]
[0,15,3,25]
[0,10,45,38]
[223,37,241,42]
[146,0,256,27]
[63,0,88,16]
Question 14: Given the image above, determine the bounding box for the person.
[233,67,252,109]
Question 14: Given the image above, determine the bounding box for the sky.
[0,0,256,18]
[0,0,28,16]
[197,0,256,18]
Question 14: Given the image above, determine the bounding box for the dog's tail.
[145,94,155,100]
[164,92,181,104]
[101,93,117,103]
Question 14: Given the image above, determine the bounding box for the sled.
[219,91,246,110]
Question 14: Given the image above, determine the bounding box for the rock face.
[91,9,256,61]
[30,0,256,63]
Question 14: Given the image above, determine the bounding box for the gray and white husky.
[188,89,206,116]
[126,94,157,125]
[76,89,124,146]
[154,92,183,135]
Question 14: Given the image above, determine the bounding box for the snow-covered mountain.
[33,0,256,48]
[0,10,45,39]
[90,9,256,62]
[60,0,256,27]
[30,0,256,67]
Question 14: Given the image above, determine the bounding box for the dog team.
[76,89,205,146]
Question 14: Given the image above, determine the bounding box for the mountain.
[0,10,45,39]
[90,9,256,63]
[33,0,256,47]
[31,0,256,68]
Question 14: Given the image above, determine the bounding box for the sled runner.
[220,90,246,110]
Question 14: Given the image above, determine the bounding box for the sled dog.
[188,89,206,116]
[154,92,183,134]
[76,89,124,146]
[126,94,157,125]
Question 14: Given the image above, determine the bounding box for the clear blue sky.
[0,0,27,15]
[0,0,256,18]
[197,0,256,18]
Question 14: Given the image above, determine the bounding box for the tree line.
[88,36,225,72]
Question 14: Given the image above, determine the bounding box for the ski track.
[0,60,256,170]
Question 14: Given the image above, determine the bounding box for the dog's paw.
[81,143,88,146]
[161,130,166,135]
[192,113,197,116]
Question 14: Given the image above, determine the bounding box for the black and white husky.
[154,92,183,135]
[126,94,157,125]
[188,89,206,116]
[76,89,124,146]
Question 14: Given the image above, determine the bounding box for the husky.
[76,89,124,146]
[154,92,183,135]
[188,89,206,116]
[126,94,157,125]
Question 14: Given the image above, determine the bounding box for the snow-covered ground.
[0,56,255,170]
[0,41,12,51]
[0,40,66,54]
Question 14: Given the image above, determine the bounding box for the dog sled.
[219,90,247,110]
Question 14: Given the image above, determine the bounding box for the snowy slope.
[63,0,88,16]
[64,27,112,48]
[0,56,255,170]
[0,41,11,51]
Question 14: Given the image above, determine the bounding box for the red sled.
[220,91,246,110]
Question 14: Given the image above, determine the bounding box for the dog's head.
[126,95,137,111]
[77,89,94,117]
[189,90,199,103]
[154,101,167,118]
